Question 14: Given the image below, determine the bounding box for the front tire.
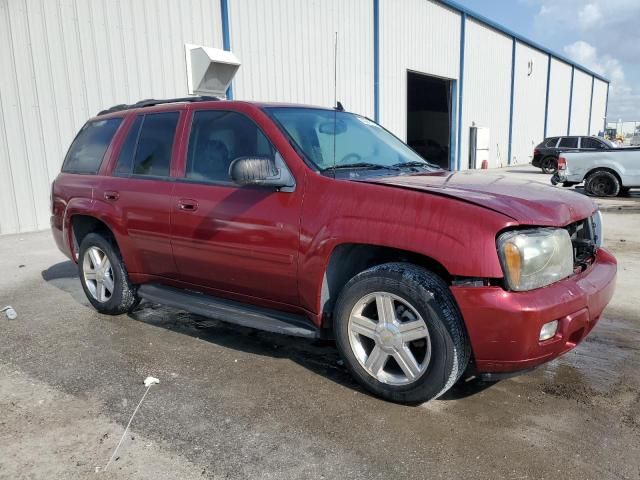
[78,233,139,315]
[333,263,470,404]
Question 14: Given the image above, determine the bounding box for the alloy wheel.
[348,292,431,386]
[82,246,114,303]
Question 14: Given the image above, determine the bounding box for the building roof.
[437,0,610,84]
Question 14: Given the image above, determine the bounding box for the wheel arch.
[68,214,137,271]
[584,166,623,185]
[319,243,452,329]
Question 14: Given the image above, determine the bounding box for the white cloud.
[529,0,640,120]
[563,41,624,84]
[577,4,601,29]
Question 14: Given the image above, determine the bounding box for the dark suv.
[533,136,614,174]
[51,97,616,404]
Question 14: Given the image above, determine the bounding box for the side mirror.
[229,155,295,190]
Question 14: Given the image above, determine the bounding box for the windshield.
[266,107,439,172]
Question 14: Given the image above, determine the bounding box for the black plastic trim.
[138,284,319,339]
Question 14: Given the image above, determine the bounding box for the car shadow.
[42,260,497,403]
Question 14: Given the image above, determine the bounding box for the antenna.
[332,31,338,178]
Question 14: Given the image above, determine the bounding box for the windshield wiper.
[323,162,400,171]
[391,161,434,169]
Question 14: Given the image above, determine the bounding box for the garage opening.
[406,71,453,169]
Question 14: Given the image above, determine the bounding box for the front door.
[170,108,302,306]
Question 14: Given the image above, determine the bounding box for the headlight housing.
[497,228,574,291]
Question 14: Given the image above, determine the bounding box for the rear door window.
[62,118,122,174]
[580,137,605,149]
[559,137,579,148]
[131,112,180,177]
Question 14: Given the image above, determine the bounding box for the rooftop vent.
[185,44,241,99]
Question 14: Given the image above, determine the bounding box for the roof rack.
[97,95,221,116]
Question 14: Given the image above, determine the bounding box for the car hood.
[360,171,596,226]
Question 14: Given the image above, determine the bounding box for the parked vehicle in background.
[533,136,615,174]
[51,97,616,404]
[552,148,640,196]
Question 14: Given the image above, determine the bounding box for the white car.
[551,148,640,196]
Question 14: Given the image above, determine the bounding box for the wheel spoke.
[375,294,396,325]
[393,346,421,381]
[101,257,111,274]
[96,280,106,302]
[103,274,114,294]
[84,271,97,281]
[365,346,388,377]
[350,314,377,339]
[88,248,102,269]
[398,320,429,343]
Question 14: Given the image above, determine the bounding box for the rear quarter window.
[62,118,122,174]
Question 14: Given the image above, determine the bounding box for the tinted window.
[62,118,122,174]
[186,110,275,183]
[132,112,180,177]
[580,137,605,149]
[559,137,579,148]
[114,116,143,176]
[543,137,559,147]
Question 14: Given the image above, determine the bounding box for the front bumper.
[451,248,617,373]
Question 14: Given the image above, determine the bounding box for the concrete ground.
[1,168,639,479]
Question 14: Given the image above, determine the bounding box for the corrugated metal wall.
[0,0,610,234]
[378,0,460,140]
[590,79,608,135]
[228,0,374,118]
[460,20,512,169]
[546,59,572,137]
[569,69,592,135]
[0,0,221,235]
[511,43,549,164]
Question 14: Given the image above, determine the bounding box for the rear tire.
[78,233,140,315]
[541,156,557,174]
[585,170,620,197]
[333,263,470,404]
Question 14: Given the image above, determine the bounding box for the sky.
[454,0,640,122]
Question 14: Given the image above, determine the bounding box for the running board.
[138,284,319,339]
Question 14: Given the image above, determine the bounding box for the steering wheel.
[336,153,362,165]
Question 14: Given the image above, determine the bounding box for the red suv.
[51,97,617,404]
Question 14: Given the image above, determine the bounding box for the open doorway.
[406,71,453,169]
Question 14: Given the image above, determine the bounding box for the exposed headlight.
[497,228,574,291]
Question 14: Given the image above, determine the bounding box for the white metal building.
[0,0,610,235]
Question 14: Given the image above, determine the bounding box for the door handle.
[178,199,198,212]
[104,191,119,201]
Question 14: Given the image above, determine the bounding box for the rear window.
[62,118,122,174]
[543,137,559,147]
[559,137,579,148]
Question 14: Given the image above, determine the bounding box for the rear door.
[170,106,302,306]
[98,110,184,278]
